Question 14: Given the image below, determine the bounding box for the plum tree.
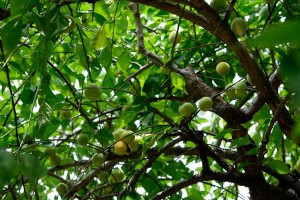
[179,102,196,117]
[84,83,101,101]
[198,97,213,111]
[169,31,181,44]
[1,1,299,200]
[77,134,89,146]
[231,17,247,36]
[216,62,230,76]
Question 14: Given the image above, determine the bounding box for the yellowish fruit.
[77,134,89,146]
[128,135,142,151]
[231,18,247,36]
[110,168,125,183]
[56,183,68,195]
[169,31,181,44]
[114,141,128,155]
[210,0,227,11]
[112,128,126,141]
[179,102,196,117]
[216,62,230,76]
[198,97,213,111]
[84,83,101,101]
[120,130,135,144]
[50,153,61,166]
[225,84,238,99]
[44,147,57,157]
[92,153,105,166]
[235,81,247,97]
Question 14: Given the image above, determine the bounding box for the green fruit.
[198,97,213,112]
[114,141,128,155]
[169,31,181,44]
[247,75,253,85]
[216,62,230,76]
[112,128,126,141]
[50,153,61,166]
[210,0,227,11]
[128,135,142,151]
[63,15,76,33]
[161,67,170,75]
[296,159,300,174]
[102,187,112,195]
[84,83,101,101]
[92,153,105,166]
[98,171,109,182]
[59,108,72,120]
[77,134,89,146]
[179,102,196,117]
[225,84,238,99]
[110,168,125,183]
[44,147,57,157]
[56,183,68,195]
[120,130,135,144]
[231,18,247,36]
[234,81,247,97]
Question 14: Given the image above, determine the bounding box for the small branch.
[119,137,182,198]
[257,92,292,165]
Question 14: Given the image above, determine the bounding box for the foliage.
[0,0,299,199]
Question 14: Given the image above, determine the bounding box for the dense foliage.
[0,0,300,199]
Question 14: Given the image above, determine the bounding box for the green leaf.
[170,72,187,94]
[20,88,36,105]
[91,26,107,49]
[248,20,300,48]
[1,18,23,55]
[99,41,112,70]
[0,150,19,188]
[185,188,204,200]
[264,158,290,174]
[215,128,233,140]
[230,135,250,148]
[150,100,166,111]
[76,45,88,69]
[10,0,35,17]
[116,52,131,77]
